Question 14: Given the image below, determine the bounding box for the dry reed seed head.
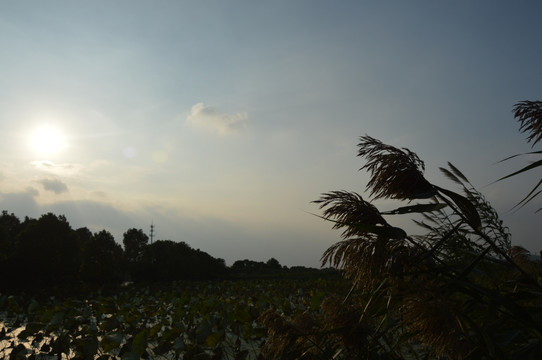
[314,191,393,240]
[509,245,530,261]
[400,288,470,358]
[260,311,332,360]
[259,309,290,334]
[507,245,538,276]
[320,296,372,351]
[387,246,420,276]
[292,313,318,330]
[514,100,542,146]
[259,310,304,359]
[322,236,411,288]
[321,296,360,329]
[357,135,436,200]
[314,191,387,236]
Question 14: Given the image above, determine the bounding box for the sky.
[0,1,541,267]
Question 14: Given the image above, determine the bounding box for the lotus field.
[0,277,346,359]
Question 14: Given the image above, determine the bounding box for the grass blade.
[496,159,542,182]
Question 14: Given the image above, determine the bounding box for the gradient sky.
[1,1,541,267]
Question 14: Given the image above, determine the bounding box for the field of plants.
[0,277,347,360]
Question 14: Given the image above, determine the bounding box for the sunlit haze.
[1,1,541,267]
[29,125,66,155]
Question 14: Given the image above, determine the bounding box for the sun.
[29,126,67,155]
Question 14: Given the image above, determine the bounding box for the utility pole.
[150,221,155,244]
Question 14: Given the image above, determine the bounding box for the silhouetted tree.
[193,248,227,278]
[135,240,226,281]
[0,211,20,259]
[0,211,21,288]
[137,240,183,281]
[231,259,284,275]
[14,213,79,286]
[266,257,282,270]
[0,210,228,287]
[231,259,265,273]
[123,228,148,263]
[80,230,124,283]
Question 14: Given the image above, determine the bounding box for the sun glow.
[29,126,67,155]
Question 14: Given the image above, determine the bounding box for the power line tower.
[150,221,155,244]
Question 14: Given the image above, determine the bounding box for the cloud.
[0,188,40,216]
[38,178,69,194]
[90,190,108,199]
[186,102,248,135]
[30,161,83,176]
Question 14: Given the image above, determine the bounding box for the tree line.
[0,211,313,290]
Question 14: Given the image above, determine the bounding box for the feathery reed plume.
[320,296,371,352]
[514,100,542,146]
[357,135,436,200]
[321,235,412,287]
[400,284,473,359]
[259,310,324,359]
[313,191,387,239]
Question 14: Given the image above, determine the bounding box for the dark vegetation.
[0,211,328,291]
[1,278,347,359]
[2,100,542,359]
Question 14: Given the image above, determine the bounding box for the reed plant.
[260,100,542,359]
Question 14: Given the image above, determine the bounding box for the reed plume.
[313,190,387,239]
[357,135,436,200]
[514,100,542,146]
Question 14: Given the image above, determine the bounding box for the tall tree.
[0,211,21,288]
[14,213,79,286]
[80,230,124,283]
[266,257,282,270]
[123,228,149,263]
[0,211,20,260]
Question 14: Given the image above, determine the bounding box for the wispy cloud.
[30,161,83,176]
[38,178,69,194]
[186,103,248,135]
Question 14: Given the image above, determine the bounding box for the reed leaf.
[495,150,542,164]
[435,186,482,230]
[511,179,542,211]
[440,167,461,185]
[381,203,447,215]
[496,159,542,182]
[448,162,470,183]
